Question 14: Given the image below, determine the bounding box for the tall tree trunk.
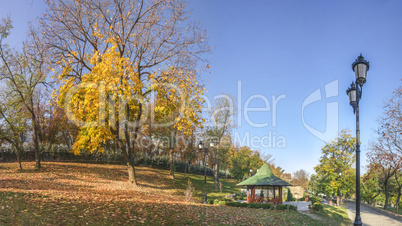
[384,177,390,209]
[396,187,401,212]
[395,173,402,212]
[32,116,41,169]
[127,160,137,184]
[214,156,219,190]
[14,146,22,170]
[370,192,381,206]
[214,143,220,190]
[169,130,176,179]
[119,139,137,186]
[124,103,139,186]
[337,188,341,206]
[184,162,187,178]
[169,148,175,179]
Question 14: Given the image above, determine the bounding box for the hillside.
[0,162,320,225]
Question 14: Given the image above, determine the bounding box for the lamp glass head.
[198,141,204,150]
[352,54,369,86]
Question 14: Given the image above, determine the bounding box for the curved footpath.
[345,201,402,225]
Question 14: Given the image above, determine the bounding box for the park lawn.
[170,168,241,201]
[386,207,402,215]
[311,204,351,225]
[0,162,322,225]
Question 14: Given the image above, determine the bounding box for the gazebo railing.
[247,197,281,204]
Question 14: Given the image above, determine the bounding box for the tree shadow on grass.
[17,162,128,182]
[0,178,93,192]
[0,190,316,225]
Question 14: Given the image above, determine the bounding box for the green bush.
[208,199,214,204]
[225,202,296,211]
[298,197,305,201]
[233,191,247,200]
[226,202,248,208]
[287,188,293,202]
[222,197,233,202]
[309,196,322,205]
[218,201,227,206]
[248,203,262,208]
[276,204,297,211]
[213,199,220,205]
[312,202,323,212]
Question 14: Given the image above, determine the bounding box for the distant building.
[288,186,304,199]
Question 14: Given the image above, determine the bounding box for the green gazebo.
[237,163,292,204]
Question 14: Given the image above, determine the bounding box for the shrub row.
[225,202,297,211]
[309,195,322,205]
[134,154,232,178]
[1,146,233,178]
[309,202,323,212]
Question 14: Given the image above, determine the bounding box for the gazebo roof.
[236,163,292,186]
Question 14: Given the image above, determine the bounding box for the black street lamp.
[199,140,217,204]
[346,54,369,226]
[198,141,206,203]
[169,136,175,179]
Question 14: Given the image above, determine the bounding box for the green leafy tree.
[393,172,402,212]
[308,174,320,196]
[0,16,48,169]
[367,84,402,209]
[207,95,236,189]
[230,146,263,180]
[0,92,29,170]
[362,164,382,206]
[314,129,356,206]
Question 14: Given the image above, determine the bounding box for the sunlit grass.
[385,207,402,215]
[0,162,323,225]
[311,204,351,225]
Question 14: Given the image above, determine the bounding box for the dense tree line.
[310,84,402,211]
[311,129,356,206]
[362,84,402,211]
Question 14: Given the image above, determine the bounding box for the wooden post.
[247,186,250,204]
[279,186,282,204]
[267,186,270,203]
[252,187,255,202]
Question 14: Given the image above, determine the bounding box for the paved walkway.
[283,201,311,211]
[345,201,402,225]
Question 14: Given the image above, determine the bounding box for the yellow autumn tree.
[44,0,210,185]
[56,40,204,185]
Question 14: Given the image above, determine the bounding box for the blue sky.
[187,0,402,175]
[2,0,402,176]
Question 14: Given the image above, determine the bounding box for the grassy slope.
[386,207,402,215]
[311,204,351,225]
[0,162,322,225]
[165,167,240,201]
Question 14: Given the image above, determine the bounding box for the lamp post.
[199,140,216,204]
[169,136,175,179]
[346,54,369,226]
[198,141,206,204]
